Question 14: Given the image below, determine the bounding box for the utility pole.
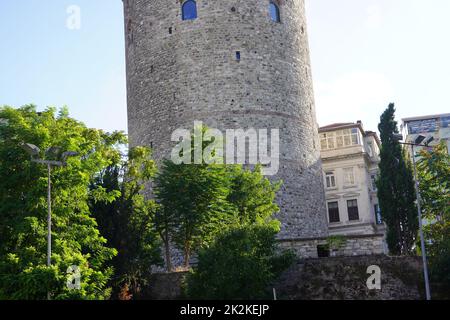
[394,134,433,300]
[410,143,432,301]
[20,143,78,300]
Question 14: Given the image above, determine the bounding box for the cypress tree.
[377,103,418,255]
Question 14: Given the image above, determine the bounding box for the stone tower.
[123,0,328,239]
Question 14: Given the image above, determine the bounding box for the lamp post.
[21,143,78,300]
[393,134,433,300]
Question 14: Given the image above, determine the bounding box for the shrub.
[186,223,295,300]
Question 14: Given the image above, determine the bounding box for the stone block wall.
[141,271,189,300]
[143,255,424,300]
[279,234,388,258]
[274,255,424,300]
[123,0,329,239]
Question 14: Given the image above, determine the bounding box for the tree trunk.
[184,242,191,269]
[164,228,173,272]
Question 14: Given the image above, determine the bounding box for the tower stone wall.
[123,0,328,239]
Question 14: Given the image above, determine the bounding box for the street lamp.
[394,134,432,300]
[21,143,78,300]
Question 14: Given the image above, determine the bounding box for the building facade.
[319,122,386,237]
[402,113,450,156]
[123,0,329,240]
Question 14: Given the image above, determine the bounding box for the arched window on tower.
[182,0,198,21]
[269,2,281,23]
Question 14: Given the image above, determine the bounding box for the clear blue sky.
[1,0,449,134]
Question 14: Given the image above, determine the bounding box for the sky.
[1,0,449,135]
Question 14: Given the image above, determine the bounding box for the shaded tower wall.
[123,0,328,239]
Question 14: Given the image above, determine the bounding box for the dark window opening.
[236,51,241,61]
[317,245,330,258]
[169,27,172,34]
[182,0,198,21]
[328,202,340,223]
[269,2,281,23]
[347,199,360,221]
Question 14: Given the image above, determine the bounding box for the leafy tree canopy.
[154,124,282,269]
[417,142,450,298]
[185,223,294,300]
[90,146,163,299]
[0,105,126,299]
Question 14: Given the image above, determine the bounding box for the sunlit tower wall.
[123,0,329,239]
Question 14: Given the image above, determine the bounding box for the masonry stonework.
[279,234,388,259]
[123,0,329,239]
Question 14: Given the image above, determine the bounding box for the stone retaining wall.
[274,255,424,300]
[143,255,424,300]
[279,234,388,258]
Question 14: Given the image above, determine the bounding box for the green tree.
[185,164,288,299]
[154,159,237,269]
[90,146,163,299]
[153,124,283,270]
[0,105,124,299]
[376,103,418,255]
[186,222,294,300]
[227,164,282,225]
[153,200,177,272]
[417,142,450,298]
[154,124,237,269]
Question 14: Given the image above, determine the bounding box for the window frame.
[269,2,281,23]
[347,199,360,221]
[325,171,337,189]
[182,0,198,21]
[328,201,340,223]
[320,128,360,150]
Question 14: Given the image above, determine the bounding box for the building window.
[338,128,359,147]
[269,2,281,23]
[182,0,197,21]
[328,202,340,223]
[325,172,336,189]
[320,135,328,150]
[347,200,359,221]
[343,167,355,186]
[349,128,359,145]
[320,132,335,150]
[320,128,359,150]
[236,51,241,61]
[374,204,382,225]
